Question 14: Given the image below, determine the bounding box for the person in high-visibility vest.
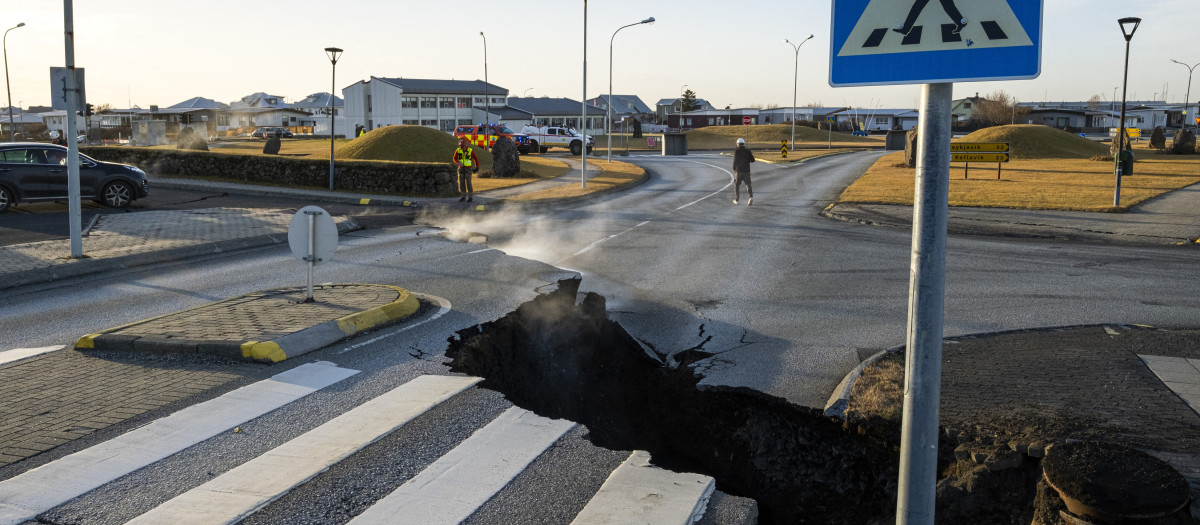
[451,139,479,202]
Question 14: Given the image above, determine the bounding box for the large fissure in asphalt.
[444,278,911,523]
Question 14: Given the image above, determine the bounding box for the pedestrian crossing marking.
[126,374,481,525]
[0,361,359,525]
[837,0,1032,57]
[572,450,715,525]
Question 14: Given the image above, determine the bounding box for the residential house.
[1,111,45,139]
[587,94,653,132]
[37,110,87,135]
[668,108,759,131]
[507,97,605,133]
[292,92,343,117]
[951,94,986,123]
[757,107,848,126]
[654,97,715,124]
[232,92,289,109]
[836,108,918,132]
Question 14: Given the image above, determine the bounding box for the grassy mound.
[686,124,878,149]
[959,125,1108,160]
[335,125,492,168]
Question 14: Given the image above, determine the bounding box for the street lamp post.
[581,0,587,188]
[4,22,25,142]
[324,47,342,191]
[1170,59,1199,130]
[480,31,489,147]
[1114,16,1140,208]
[608,16,654,162]
[783,34,813,152]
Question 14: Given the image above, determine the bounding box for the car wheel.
[540,147,548,154]
[0,186,11,213]
[529,140,539,154]
[101,181,134,208]
[570,141,582,155]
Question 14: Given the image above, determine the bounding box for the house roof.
[374,77,508,96]
[169,97,230,110]
[507,97,605,116]
[292,92,343,108]
[655,98,712,107]
[232,92,289,109]
[590,95,652,114]
[478,105,533,120]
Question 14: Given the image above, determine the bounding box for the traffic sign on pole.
[742,116,752,125]
[950,142,1009,152]
[829,0,1043,86]
[951,152,1009,162]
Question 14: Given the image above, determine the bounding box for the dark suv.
[251,127,294,138]
[0,143,149,213]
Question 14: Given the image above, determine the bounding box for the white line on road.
[571,450,715,525]
[0,361,359,525]
[349,407,576,525]
[127,375,481,525]
[0,345,63,366]
[336,293,452,355]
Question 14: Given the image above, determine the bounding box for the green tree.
[680,89,699,112]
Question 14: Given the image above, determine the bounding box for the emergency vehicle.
[518,125,595,155]
[452,124,531,154]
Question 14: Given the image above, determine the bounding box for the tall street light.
[480,31,489,143]
[1114,16,1140,207]
[581,0,588,188]
[4,22,25,142]
[1170,58,1199,130]
[608,16,654,162]
[783,34,813,152]
[324,47,342,190]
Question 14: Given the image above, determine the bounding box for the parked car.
[251,127,293,138]
[0,143,149,213]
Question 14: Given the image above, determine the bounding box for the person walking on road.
[732,137,755,206]
[452,139,479,202]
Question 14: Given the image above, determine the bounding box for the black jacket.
[732,145,755,173]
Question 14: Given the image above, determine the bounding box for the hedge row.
[80,147,458,197]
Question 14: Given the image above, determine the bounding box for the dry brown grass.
[755,148,869,163]
[846,352,904,421]
[839,144,1200,211]
[506,160,644,202]
[471,157,570,192]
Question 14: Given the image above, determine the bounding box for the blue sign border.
[829,0,1042,87]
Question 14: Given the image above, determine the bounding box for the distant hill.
[959,125,1108,160]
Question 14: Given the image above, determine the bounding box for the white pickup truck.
[518,125,594,155]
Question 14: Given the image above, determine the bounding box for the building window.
[421,119,437,126]
[440,97,455,109]
[402,97,417,108]
[420,97,437,108]
[475,97,486,105]
[402,119,418,125]
[963,102,971,109]
[685,118,692,126]
[458,97,472,108]
[440,119,456,131]
[458,119,473,126]
[367,95,372,112]
[875,117,888,125]
[491,97,505,105]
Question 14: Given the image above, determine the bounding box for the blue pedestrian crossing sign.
[830,0,1042,86]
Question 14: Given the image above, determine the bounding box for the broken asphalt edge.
[1,219,362,292]
[74,283,420,363]
[821,323,1152,420]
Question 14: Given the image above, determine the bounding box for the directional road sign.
[950,142,1009,152]
[952,153,1009,163]
[830,0,1042,86]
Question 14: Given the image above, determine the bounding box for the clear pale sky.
[2,0,1196,111]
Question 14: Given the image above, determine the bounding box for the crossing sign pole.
[828,3,1042,522]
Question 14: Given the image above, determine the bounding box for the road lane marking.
[0,361,359,525]
[571,450,715,525]
[336,293,452,355]
[127,374,481,525]
[348,407,576,525]
[0,345,63,366]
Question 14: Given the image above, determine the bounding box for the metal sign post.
[829,2,1043,522]
[288,206,338,303]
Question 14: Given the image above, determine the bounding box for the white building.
[342,77,507,134]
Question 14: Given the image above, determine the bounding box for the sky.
[2,0,1197,113]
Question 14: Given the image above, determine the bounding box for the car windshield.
[493,126,516,134]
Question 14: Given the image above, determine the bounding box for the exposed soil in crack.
[444,278,921,523]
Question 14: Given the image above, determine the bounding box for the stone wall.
[81,147,457,197]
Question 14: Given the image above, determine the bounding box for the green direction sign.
[950,142,1010,152]
[952,152,1010,163]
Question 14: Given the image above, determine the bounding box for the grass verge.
[506,160,645,202]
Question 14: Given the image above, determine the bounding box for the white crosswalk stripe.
[0,361,359,525]
[2,372,732,524]
[348,406,575,524]
[127,374,481,525]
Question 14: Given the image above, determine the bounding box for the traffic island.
[75,283,419,362]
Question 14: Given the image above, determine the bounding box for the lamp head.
[642,17,655,25]
[16,22,25,28]
[324,47,343,63]
[805,34,813,40]
[1118,17,1140,41]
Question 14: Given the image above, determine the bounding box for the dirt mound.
[960,125,1108,160]
[335,125,493,167]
